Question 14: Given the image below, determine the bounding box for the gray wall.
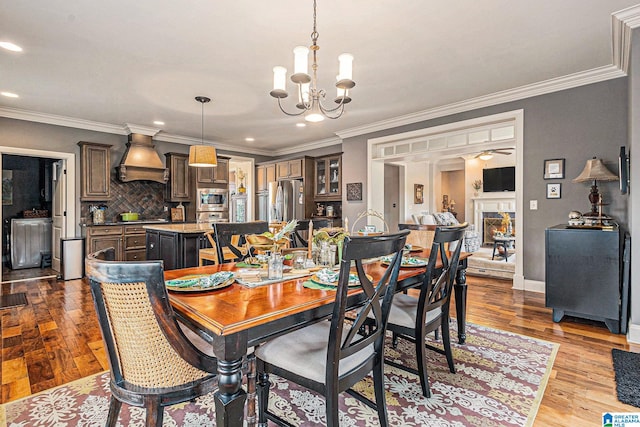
[342,78,629,282]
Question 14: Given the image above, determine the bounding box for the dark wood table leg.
[454,266,468,344]
[213,333,248,427]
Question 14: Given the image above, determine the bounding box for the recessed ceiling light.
[0,42,22,52]
[153,121,165,126]
[296,123,306,128]
[245,137,255,142]
[1,91,19,98]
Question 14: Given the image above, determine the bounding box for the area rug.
[0,292,27,310]
[0,321,557,426]
[612,348,640,408]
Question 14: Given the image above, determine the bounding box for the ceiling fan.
[475,148,514,160]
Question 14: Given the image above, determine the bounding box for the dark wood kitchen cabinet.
[165,152,190,202]
[78,141,112,201]
[195,157,229,185]
[123,225,146,261]
[545,224,629,334]
[85,224,148,262]
[85,226,123,260]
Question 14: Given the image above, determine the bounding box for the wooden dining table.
[165,249,471,427]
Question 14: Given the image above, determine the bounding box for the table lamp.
[448,199,456,212]
[572,157,618,220]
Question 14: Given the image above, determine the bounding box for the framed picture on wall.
[414,184,424,204]
[546,183,561,199]
[346,182,363,201]
[544,158,565,179]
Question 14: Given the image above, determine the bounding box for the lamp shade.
[572,158,617,183]
[188,145,218,168]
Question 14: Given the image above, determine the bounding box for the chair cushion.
[387,293,440,329]
[178,322,216,356]
[254,320,374,385]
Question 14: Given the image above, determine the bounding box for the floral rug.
[0,321,557,426]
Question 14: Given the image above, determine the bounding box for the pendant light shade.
[189,145,217,167]
[189,96,218,168]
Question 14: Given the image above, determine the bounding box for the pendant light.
[189,96,218,167]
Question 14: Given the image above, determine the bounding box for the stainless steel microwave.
[197,188,228,212]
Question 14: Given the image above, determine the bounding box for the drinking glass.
[268,253,284,280]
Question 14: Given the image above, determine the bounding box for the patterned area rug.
[0,322,557,426]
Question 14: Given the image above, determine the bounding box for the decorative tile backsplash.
[80,173,168,223]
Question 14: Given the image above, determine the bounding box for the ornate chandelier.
[270,0,355,122]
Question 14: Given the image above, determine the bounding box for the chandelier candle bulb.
[337,53,354,82]
[293,46,310,76]
[272,66,288,96]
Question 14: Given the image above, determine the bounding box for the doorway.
[0,147,76,284]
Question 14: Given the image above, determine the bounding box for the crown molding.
[273,136,342,156]
[0,106,126,135]
[612,4,640,73]
[124,123,160,137]
[336,65,624,140]
[153,132,274,157]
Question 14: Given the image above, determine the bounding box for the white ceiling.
[1,1,638,156]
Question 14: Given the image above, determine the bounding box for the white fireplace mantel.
[472,194,516,229]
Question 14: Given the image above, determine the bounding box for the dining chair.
[398,222,437,249]
[85,247,219,427]
[211,221,269,264]
[255,229,410,427]
[289,218,331,248]
[385,223,467,398]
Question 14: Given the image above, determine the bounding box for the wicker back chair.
[85,247,218,427]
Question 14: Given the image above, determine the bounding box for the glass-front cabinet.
[314,154,341,199]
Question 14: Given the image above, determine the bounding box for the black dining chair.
[85,247,219,427]
[255,229,409,427]
[211,221,269,264]
[385,223,467,398]
[289,218,331,248]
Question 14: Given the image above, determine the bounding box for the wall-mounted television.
[483,166,515,192]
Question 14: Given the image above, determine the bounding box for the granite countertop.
[142,222,214,233]
[83,219,171,227]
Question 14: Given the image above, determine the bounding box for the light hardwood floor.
[1,273,638,426]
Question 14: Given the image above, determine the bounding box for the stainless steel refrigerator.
[268,180,305,222]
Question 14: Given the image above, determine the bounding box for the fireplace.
[482,212,515,244]
[472,195,516,245]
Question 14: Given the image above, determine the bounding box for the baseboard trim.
[627,323,640,344]
[512,276,545,293]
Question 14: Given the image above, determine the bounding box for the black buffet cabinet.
[545,224,629,334]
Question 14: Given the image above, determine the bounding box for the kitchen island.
[144,222,213,270]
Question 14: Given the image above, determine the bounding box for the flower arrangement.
[247,219,298,253]
[498,211,513,235]
[472,180,482,191]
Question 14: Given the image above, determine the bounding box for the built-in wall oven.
[196,188,229,222]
